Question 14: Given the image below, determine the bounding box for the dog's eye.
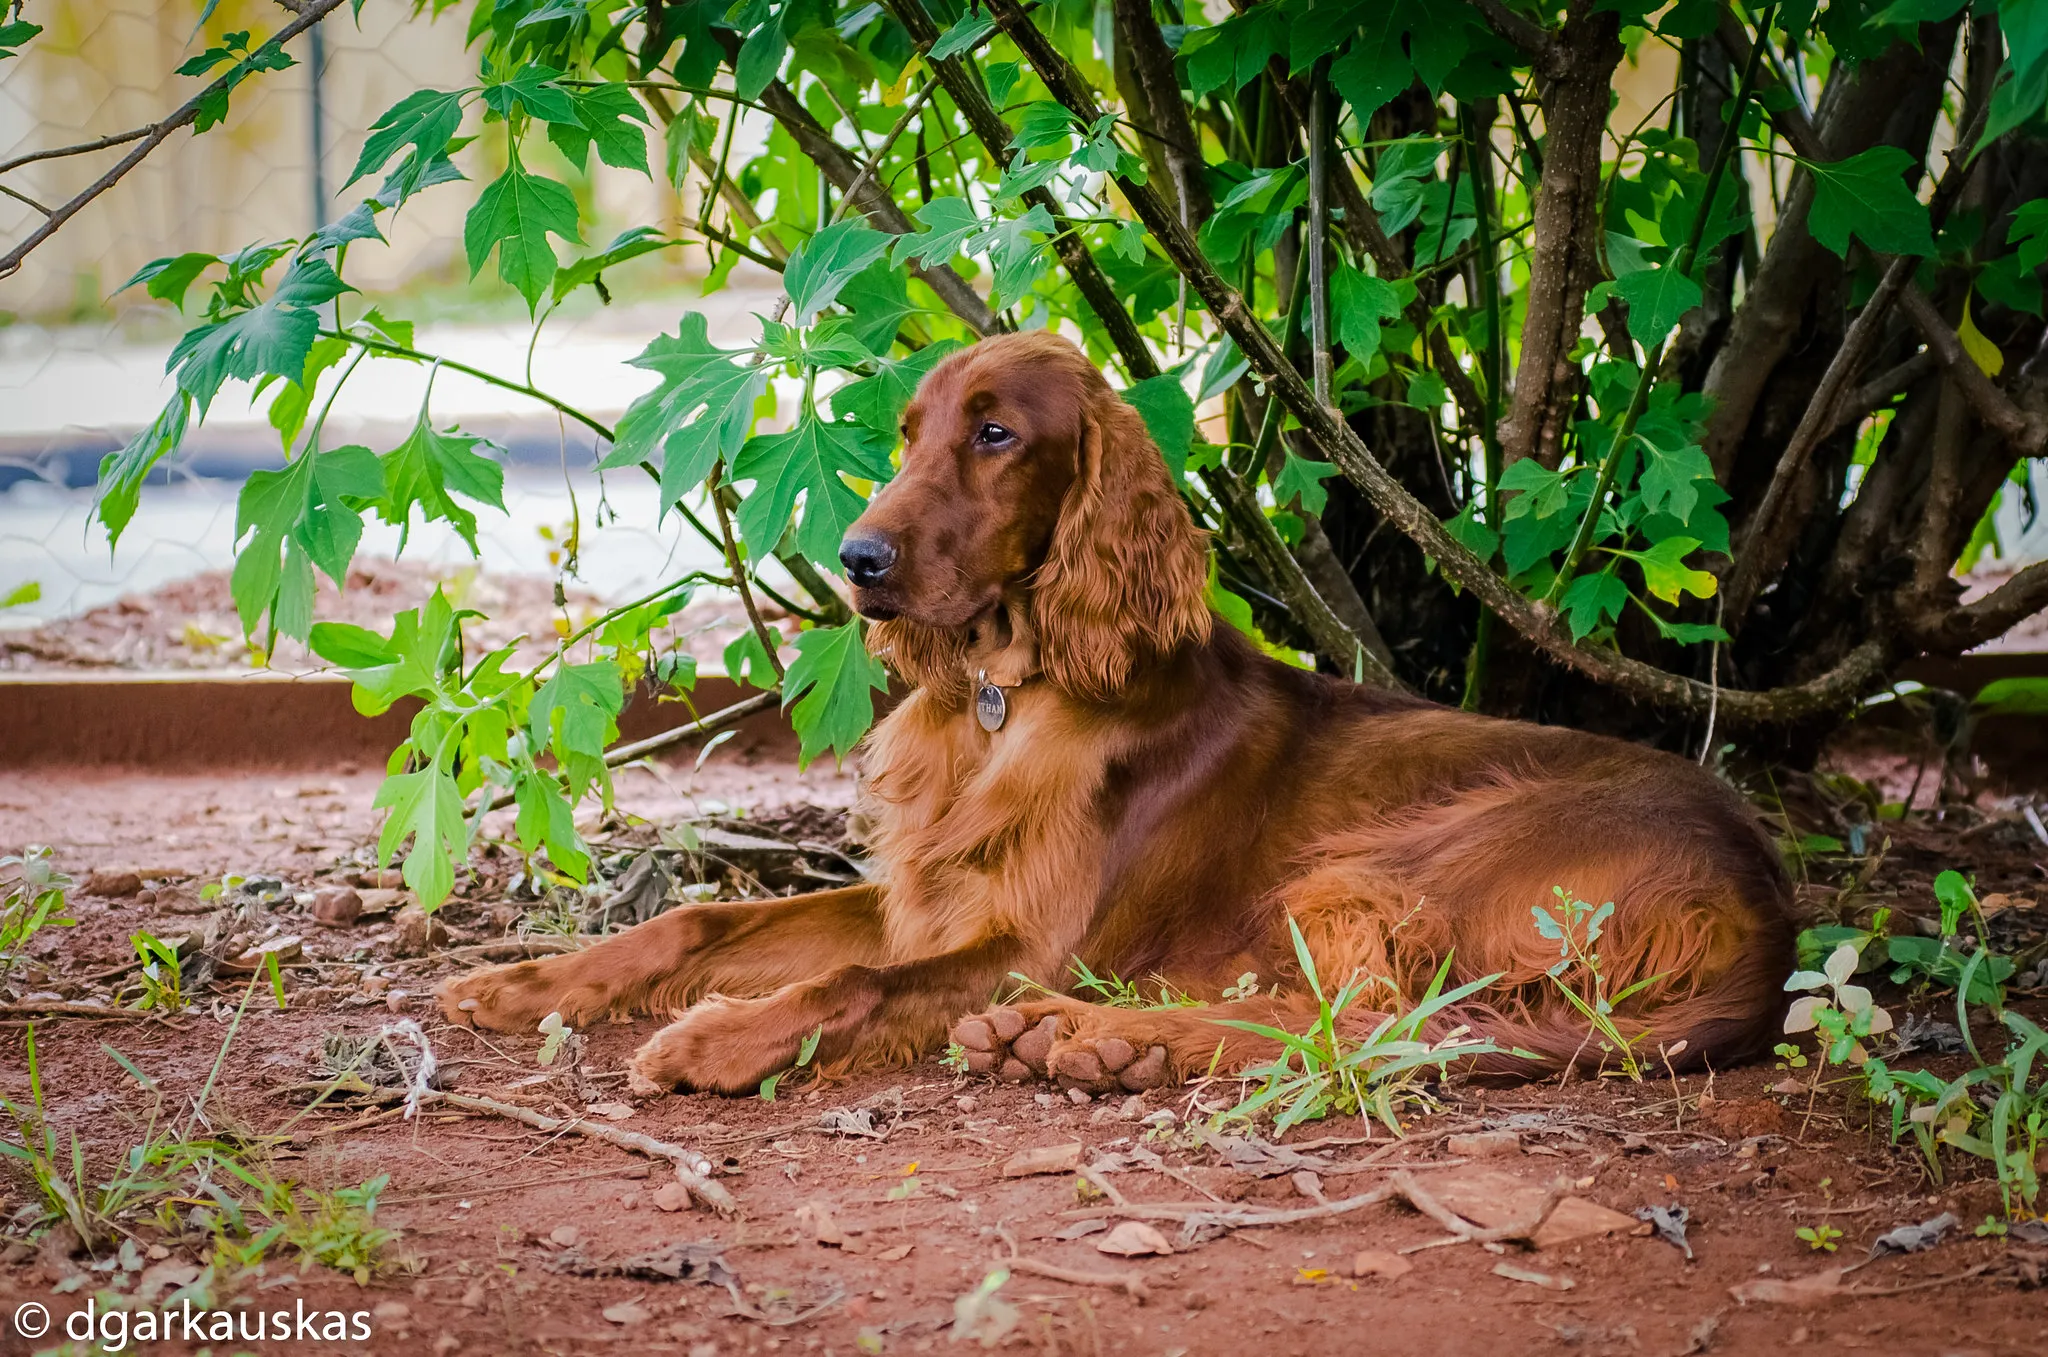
[975,421,1016,449]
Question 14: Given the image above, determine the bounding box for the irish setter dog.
[439,331,1794,1095]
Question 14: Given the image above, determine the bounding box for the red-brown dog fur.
[438,331,1794,1095]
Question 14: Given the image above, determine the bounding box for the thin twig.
[0,125,151,177]
[0,0,351,278]
[1003,1254,1151,1302]
[429,1090,738,1216]
[485,689,783,811]
[0,1002,156,1020]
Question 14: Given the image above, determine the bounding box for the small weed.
[1532,887,1664,1080]
[760,1024,824,1101]
[1216,918,1503,1133]
[1795,1223,1843,1252]
[0,845,75,979]
[281,1174,397,1284]
[1222,972,1261,1002]
[1007,958,1199,1010]
[129,930,186,1012]
[939,1042,969,1074]
[1885,871,2014,1004]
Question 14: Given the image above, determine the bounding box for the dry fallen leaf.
[1001,1142,1084,1178]
[1352,1250,1413,1280]
[601,1300,652,1326]
[875,1243,915,1262]
[1729,1267,1846,1306]
[1096,1221,1173,1257]
[586,1102,636,1121]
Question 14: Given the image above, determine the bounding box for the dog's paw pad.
[953,1017,995,1052]
[1010,1014,1061,1071]
[1118,1045,1170,1091]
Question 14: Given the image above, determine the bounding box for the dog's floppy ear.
[1029,389,1211,699]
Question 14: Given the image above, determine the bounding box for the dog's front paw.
[436,961,572,1033]
[630,997,795,1095]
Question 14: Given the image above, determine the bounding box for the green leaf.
[1183,5,1289,99]
[832,340,963,435]
[1122,375,1195,483]
[345,88,467,190]
[378,419,507,552]
[893,196,985,268]
[1972,676,2048,714]
[1561,570,1628,641]
[463,158,582,313]
[0,18,44,60]
[723,627,782,690]
[167,256,351,414]
[529,661,624,799]
[308,621,394,668]
[1443,501,1498,562]
[1982,54,2048,149]
[1008,100,1077,152]
[230,443,381,638]
[118,252,220,310]
[1803,147,1936,258]
[1,580,39,608]
[95,399,191,546]
[1645,615,1731,645]
[548,82,651,174]
[734,8,787,101]
[552,225,675,304]
[1330,266,1403,362]
[481,62,577,124]
[784,219,893,325]
[1634,428,1716,523]
[978,205,1056,305]
[834,256,914,351]
[1630,536,1718,605]
[373,763,468,911]
[731,415,894,565]
[929,10,995,60]
[1613,264,1703,347]
[781,621,888,768]
[1328,5,1411,123]
[604,312,769,508]
[2002,0,2048,81]
[1273,452,1340,516]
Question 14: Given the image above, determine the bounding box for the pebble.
[1034,1093,1057,1110]
[1067,1087,1091,1105]
[956,1095,978,1113]
[312,886,363,927]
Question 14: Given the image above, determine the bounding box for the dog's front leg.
[629,931,1031,1094]
[436,884,886,1033]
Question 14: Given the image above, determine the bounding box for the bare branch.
[1908,561,2048,654]
[1836,351,1936,431]
[0,126,150,178]
[1898,285,2043,449]
[0,0,352,280]
[1465,0,1558,68]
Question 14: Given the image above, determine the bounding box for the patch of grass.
[128,930,187,1013]
[1533,887,1664,1081]
[1005,958,1201,1011]
[1215,918,1503,1134]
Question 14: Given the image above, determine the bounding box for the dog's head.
[842,331,1210,701]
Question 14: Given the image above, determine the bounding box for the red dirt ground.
[3,751,2048,1357]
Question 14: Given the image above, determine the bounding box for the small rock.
[1181,1287,1211,1310]
[358,887,411,916]
[1034,1092,1058,1110]
[1447,1130,1522,1158]
[602,1301,652,1326]
[384,990,410,1014]
[650,1182,694,1212]
[1353,1250,1413,1280]
[394,905,449,956]
[234,935,303,969]
[361,973,392,996]
[1001,1142,1083,1177]
[135,888,157,905]
[1117,1095,1146,1120]
[547,1225,580,1248]
[956,1095,979,1113]
[372,1301,411,1323]
[312,886,364,927]
[1096,1221,1173,1256]
[1067,1087,1091,1105]
[433,1336,461,1356]
[83,869,143,898]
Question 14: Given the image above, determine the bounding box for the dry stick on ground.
[0,0,350,278]
[0,1001,158,1020]
[429,1090,738,1216]
[1002,1253,1152,1303]
[1065,1182,1398,1228]
[984,0,1890,724]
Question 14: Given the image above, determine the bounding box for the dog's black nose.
[839,532,898,586]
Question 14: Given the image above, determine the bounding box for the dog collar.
[975,669,1012,732]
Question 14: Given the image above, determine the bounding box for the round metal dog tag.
[975,674,1007,732]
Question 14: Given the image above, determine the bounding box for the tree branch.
[1907,561,2048,654]
[0,126,150,178]
[985,0,1890,723]
[1465,0,1558,69]
[1897,285,2043,449]
[0,0,351,280]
